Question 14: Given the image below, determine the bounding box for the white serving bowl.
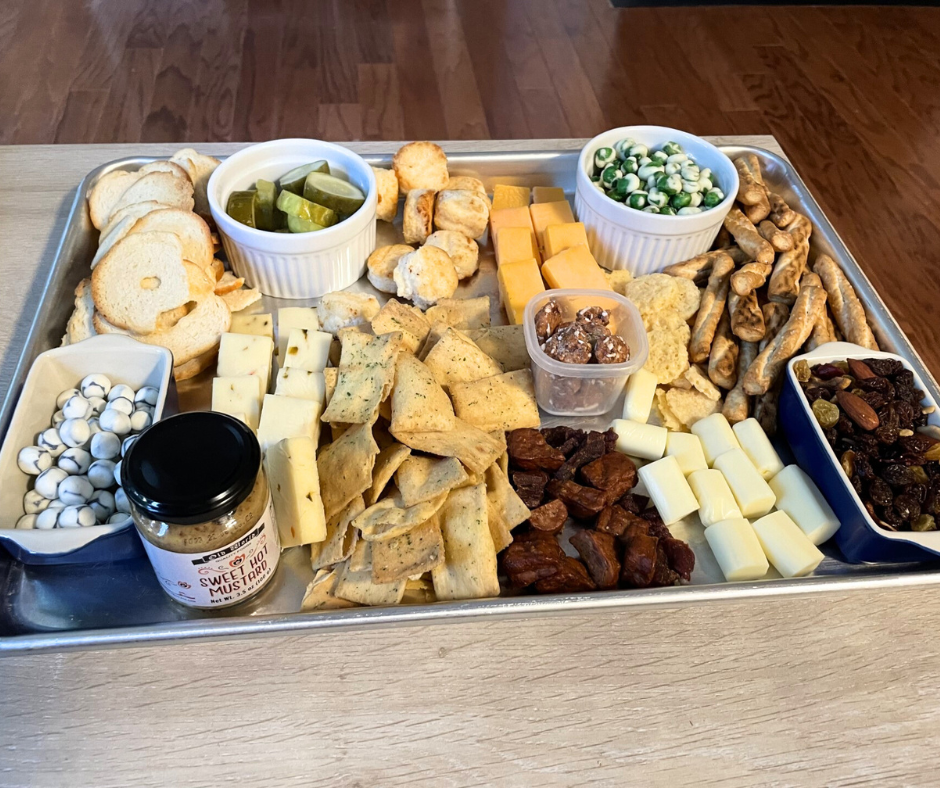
[0,335,175,564]
[574,126,739,275]
[208,138,377,299]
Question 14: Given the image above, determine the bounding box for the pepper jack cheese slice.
[751,510,825,578]
[611,418,667,461]
[543,222,589,261]
[265,436,327,547]
[622,368,658,423]
[230,312,274,341]
[704,518,769,581]
[529,200,575,253]
[491,184,530,212]
[277,306,319,359]
[688,468,743,527]
[284,327,332,373]
[497,258,545,325]
[768,465,840,545]
[211,375,264,430]
[713,448,776,518]
[217,333,274,391]
[637,455,700,526]
[275,367,326,406]
[257,394,321,453]
[490,206,540,264]
[690,413,741,466]
[495,225,540,266]
[541,245,611,291]
[732,418,784,480]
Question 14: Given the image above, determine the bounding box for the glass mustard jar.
[122,412,280,609]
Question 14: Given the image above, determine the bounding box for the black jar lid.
[122,412,261,526]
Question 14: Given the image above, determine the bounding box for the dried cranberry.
[812,363,845,380]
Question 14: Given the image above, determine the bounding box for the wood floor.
[1,0,939,354]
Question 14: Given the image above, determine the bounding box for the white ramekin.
[574,126,739,275]
[208,139,377,299]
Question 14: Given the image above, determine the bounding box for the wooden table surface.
[2,138,939,787]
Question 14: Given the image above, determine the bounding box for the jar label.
[141,496,280,608]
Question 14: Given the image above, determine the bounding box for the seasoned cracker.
[644,327,691,384]
[624,274,680,319]
[673,277,703,322]
[665,387,723,429]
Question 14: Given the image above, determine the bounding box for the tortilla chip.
[371,298,431,353]
[431,484,500,601]
[401,576,437,604]
[317,423,380,519]
[665,387,723,429]
[334,543,407,606]
[321,332,402,424]
[486,500,514,553]
[449,370,540,432]
[392,418,506,475]
[371,515,445,584]
[425,296,491,330]
[423,327,503,390]
[683,364,722,401]
[484,463,530,529]
[465,325,529,372]
[367,443,412,505]
[354,492,448,542]
[390,353,456,433]
[456,469,484,489]
[348,538,373,572]
[311,495,365,571]
[300,569,358,611]
[395,456,469,507]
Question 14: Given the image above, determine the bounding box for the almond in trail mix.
[797,357,940,532]
[535,299,631,365]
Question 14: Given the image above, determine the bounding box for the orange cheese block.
[541,244,612,291]
[532,186,566,204]
[529,200,575,253]
[544,222,589,260]
[497,258,545,325]
[492,184,531,212]
[490,206,540,264]
[496,225,540,266]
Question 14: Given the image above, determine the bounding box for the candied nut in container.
[523,289,649,417]
[122,412,280,608]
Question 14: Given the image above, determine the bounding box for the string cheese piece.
[732,418,784,480]
[622,368,658,423]
[611,418,667,461]
[637,455,700,526]
[713,448,776,518]
[691,413,741,466]
[665,432,708,476]
[689,469,743,527]
[704,518,769,581]
[751,510,825,578]
[769,465,840,545]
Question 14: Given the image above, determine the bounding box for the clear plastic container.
[523,288,649,417]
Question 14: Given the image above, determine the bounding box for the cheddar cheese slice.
[497,258,545,325]
[544,222,589,260]
[490,206,540,264]
[492,184,530,212]
[529,200,575,253]
[532,186,565,204]
[541,244,611,291]
[496,225,539,266]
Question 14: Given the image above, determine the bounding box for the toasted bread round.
[88,170,143,230]
[393,141,449,194]
[127,207,214,274]
[402,189,435,245]
[65,279,97,345]
[220,287,262,312]
[433,190,490,240]
[213,271,245,295]
[173,345,219,382]
[100,200,167,241]
[91,215,136,271]
[91,231,191,334]
[109,171,194,221]
[424,230,480,280]
[170,148,220,218]
[208,258,225,282]
[139,160,193,183]
[393,245,458,310]
[367,244,414,293]
[372,166,400,223]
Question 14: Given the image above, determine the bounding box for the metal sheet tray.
[3,144,939,653]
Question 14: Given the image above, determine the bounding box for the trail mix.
[796,357,940,532]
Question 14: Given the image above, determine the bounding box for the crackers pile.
[368,142,492,310]
[301,294,537,610]
[70,149,263,380]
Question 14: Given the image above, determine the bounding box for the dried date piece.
[543,322,592,364]
[528,499,568,533]
[535,557,597,593]
[534,300,563,342]
[594,334,630,364]
[501,531,567,589]
[546,479,608,519]
[512,470,549,509]
[508,429,565,472]
[570,530,620,589]
[620,532,658,588]
[580,452,638,503]
[554,430,607,481]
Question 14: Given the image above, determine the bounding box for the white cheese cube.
[637,455,700,525]
[622,368,658,423]
[611,418,667,461]
[264,436,327,547]
[665,432,707,475]
[691,413,741,466]
[217,333,274,391]
[689,469,743,527]
[230,312,274,341]
[751,510,825,578]
[211,376,264,429]
[713,448,776,518]
[284,328,332,373]
[732,418,784,480]
[277,307,320,359]
[769,465,840,545]
[704,518,769,581]
[257,394,321,453]
[275,368,326,406]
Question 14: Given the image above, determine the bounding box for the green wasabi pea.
[600,164,622,188]
[643,205,660,213]
[621,157,639,175]
[628,143,649,159]
[594,147,617,169]
[650,150,668,165]
[662,141,684,157]
[655,173,683,196]
[659,206,677,215]
[647,188,668,208]
[703,188,725,208]
[637,162,664,181]
[671,191,692,209]
[627,191,648,210]
[677,206,703,215]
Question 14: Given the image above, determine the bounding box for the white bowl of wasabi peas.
[574,126,738,275]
